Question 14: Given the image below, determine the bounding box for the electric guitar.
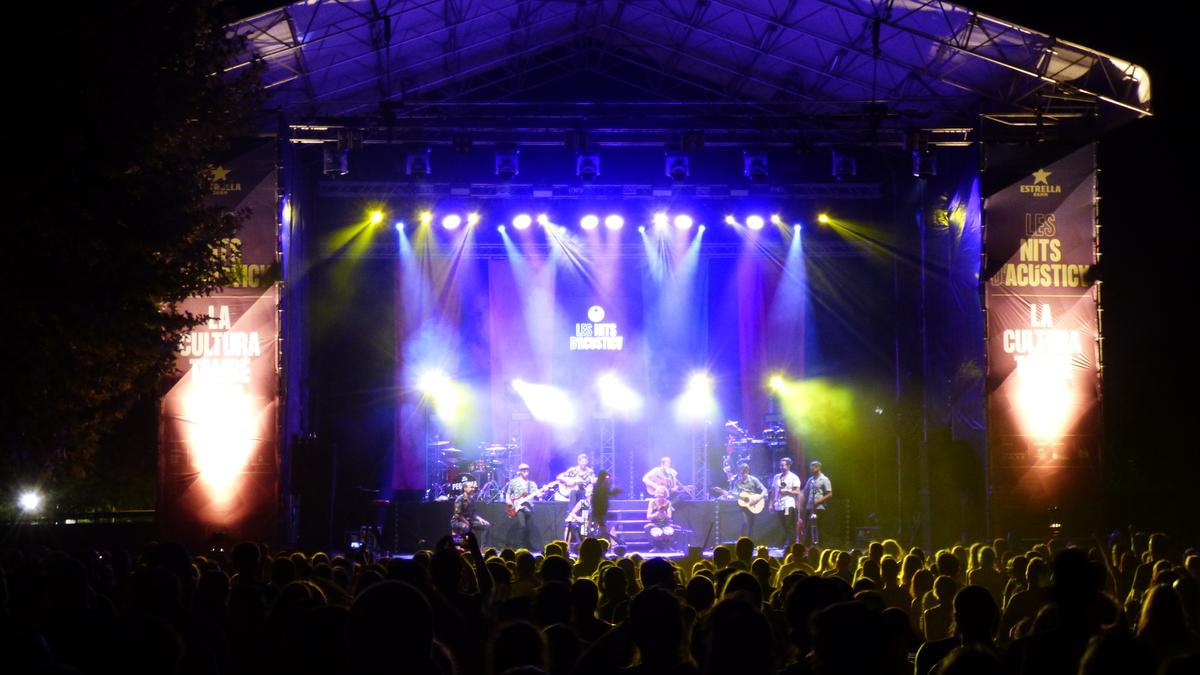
[711,486,767,514]
[507,483,554,517]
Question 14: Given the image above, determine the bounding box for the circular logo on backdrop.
[588,305,605,322]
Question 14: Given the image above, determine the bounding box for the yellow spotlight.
[368,209,385,225]
[467,212,481,227]
[724,214,738,226]
[536,213,551,226]
[817,213,830,224]
[418,210,433,226]
[770,214,785,226]
[768,374,786,392]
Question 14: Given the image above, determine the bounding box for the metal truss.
[316,180,884,200]
[228,1,1149,138]
[691,422,710,497]
[596,416,617,490]
[323,239,866,261]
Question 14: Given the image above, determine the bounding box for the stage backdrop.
[984,144,1101,537]
[159,138,281,545]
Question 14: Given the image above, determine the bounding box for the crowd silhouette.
[2,528,1197,674]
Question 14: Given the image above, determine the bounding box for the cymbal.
[439,447,462,455]
[427,440,450,447]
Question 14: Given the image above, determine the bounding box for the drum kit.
[428,441,520,502]
[724,420,788,478]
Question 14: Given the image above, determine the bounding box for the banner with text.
[984,144,1100,535]
[160,137,280,543]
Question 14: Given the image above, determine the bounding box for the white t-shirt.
[771,471,802,511]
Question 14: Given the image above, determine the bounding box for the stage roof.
[229,0,1151,146]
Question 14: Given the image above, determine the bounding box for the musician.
[769,457,803,547]
[733,463,768,538]
[504,463,539,550]
[563,483,593,551]
[555,453,596,503]
[644,486,676,550]
[450,481,490,540]
[803,460,833,546]
[642,456,679,497]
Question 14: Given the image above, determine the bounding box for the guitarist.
[642,456,690,503]
[554,453,596,504]
[769,457,803,547]
[732,463,769,539]
[504,463,540,550]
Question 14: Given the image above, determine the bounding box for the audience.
[1,526,1197,675]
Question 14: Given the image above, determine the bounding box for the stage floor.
[391,499,795,553]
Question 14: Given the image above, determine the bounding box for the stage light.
[676,371,717,422]
[581,214,600,230]
[674,214,693,230]
[743,149,769,182]
[794,224,802,233]
[394,221,405,232]
[498,225,506,233]
[558,226,567,235]
[665,151,690,181]
[653,212,669,229]
[418,369,466,423]
[368,210,385,225]
[406,148,431,177]
[419,210,433,226]
[769,375,786,392]
[638,225,646,233]
[817,213,830,224]
[597,372,643,416]
[467,212,480,227]
[513,213,532,230]
[576,152,601,181]
[698,225,706,232]
[605,214,624,230]
[770,214,784,226]
[495,148,520,180]
[746,215,765,231]
[322,145,349,176]
[724,214,737,226]
[441,214,462,230]
[18,490,42,513]
[536,214,551,227]
[831,150,856,180]
[512,379,577,428]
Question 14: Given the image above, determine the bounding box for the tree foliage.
[3,0,263,483]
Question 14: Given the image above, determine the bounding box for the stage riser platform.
[391,500,793,553]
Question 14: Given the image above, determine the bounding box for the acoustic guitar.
[711,486,767,514]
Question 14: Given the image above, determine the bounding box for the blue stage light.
[394,221,405,232]
[581,214,600,230]
[498,225,506,233]
[746,215,765,230]
[513,213,532,230]
[605,214,624,230]
[638,225,646,233]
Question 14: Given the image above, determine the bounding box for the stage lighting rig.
[605,214,624,230]
[674,214,693,230]
[576,152,601,181]
[743,150,769,182]
[581,215,600,231]
[406,148,431,177]
[322,145,349,176]
[18,490,42,513]
[746,215,765,231]
[665,151,690,181]
[495,147,520,180]
[831,150,856,180]
[512,214,533,230]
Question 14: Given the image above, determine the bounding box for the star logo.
[1031,169,1051,185]
[209,166,231,182]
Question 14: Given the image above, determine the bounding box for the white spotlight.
[512,379,577,428]
[536,213,551,227]
[18,491,42,513]
[580,214,600,230]
[513,214,533,230]
[674,214,693,230]
[442,214,462,230]
[605,214,624,230]
[746,215,765,230]
[675,371,717,422]
[653,212,670,229]
[596,372,643,416]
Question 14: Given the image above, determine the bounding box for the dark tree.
[2,0,263,490]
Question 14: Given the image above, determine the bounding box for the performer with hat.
[504,463,541,550]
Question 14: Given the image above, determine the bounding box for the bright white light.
[536,213,551,226]
[394,221,405,232]
[18,491,42,512]
[746,215,765,230]
[498,225,507,233]
[596,372,643,416]
[418,369,467,423]
[467,212,481,227]
[442,214,462,230]
[513,214,533,230]
[771,214,785,226]
[189,383,257,504]
[605,214,624,230]
[674,214,694,230]
[581,214,600,230]
[653,212,669,229]
[794,224,802,233]
[512,379,577,428]
[675,371,717,422]
[638,225,646,233]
